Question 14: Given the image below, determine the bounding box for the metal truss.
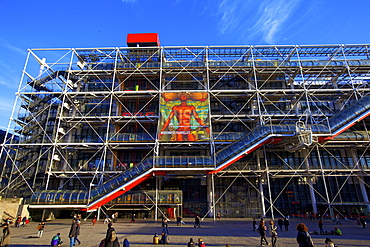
[0,44,370,218]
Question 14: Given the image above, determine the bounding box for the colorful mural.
[159,92,210,142]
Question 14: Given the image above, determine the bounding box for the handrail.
[90,59,370,70]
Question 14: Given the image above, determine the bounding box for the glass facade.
[0,44,369,219]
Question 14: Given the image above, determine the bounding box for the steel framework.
[1,44,370,219]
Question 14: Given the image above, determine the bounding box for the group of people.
[254,217,289,232]
[0,216,30,247]
[153,232,169,245]
[1,211,364,247]
[255,217,342,247]
[153,214,203,245]
[313,218,343,236]
[15,215,29,228]
[152,234,206,246]
[255,217,289,246]
[256,218,277,246]
[155,214,171,244]
[72,215,130,247]
[187,237,206,247]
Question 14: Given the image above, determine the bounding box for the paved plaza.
[5,217,370,247]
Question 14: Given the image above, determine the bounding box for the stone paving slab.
[5,217,370,247]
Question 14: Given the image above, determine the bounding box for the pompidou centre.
[1,33,369,220]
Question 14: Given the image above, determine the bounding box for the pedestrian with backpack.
[105,222,119,247]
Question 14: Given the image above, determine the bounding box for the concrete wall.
[0,197,28,224]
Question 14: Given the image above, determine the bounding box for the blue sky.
[0,0,369,130]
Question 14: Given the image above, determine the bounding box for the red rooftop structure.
[126,33,160,47]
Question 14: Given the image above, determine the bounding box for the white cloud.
[0,95,16,129]
[216,0,304,44]
[217,0,251,35]
[121,0,136,3]
[0,39,27,57]
[252,0,301,43]
[0,39,26,89]
[0,100,13,112]
[0,68,21,90]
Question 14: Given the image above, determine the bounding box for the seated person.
[160,233,169,244]
[51,233,62,246]
[324,237,336,247]
[198,238,206,247]
[187,238,195,247]
[153,233,160,244]
[331,227,342,236]
[123,238,130,247]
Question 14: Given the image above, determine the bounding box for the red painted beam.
[84,173,153,211]
[153,171,167,176]
[208,137,275,174]
[268,137,283,145]
[207,154,246,174]
[319,111,370,143]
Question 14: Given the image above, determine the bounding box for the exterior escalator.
[29,96,370,210]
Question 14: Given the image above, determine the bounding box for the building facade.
[0,36,369,219]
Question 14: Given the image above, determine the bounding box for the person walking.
[335,215,342,225]
[92,215,97,226]
[296,223,314,247]
[74,220,81,245]
[105,223,119,247]
[318,218,324,234]
[252,218,257,231]
[177,216,183,226]
[37,222,45,237]
[0,223,11,247]
[68,219,78,247]
[130,213,136,223]
[258,219,269,246]
[277,218,283,231]
[162,219,169,235]
[359,216,366,229]
[111,213,116,223]
[269,220,278,247]
[194,215,201,228]
[283,217,289,231]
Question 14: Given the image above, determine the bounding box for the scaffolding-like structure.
[1,41,370,219]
